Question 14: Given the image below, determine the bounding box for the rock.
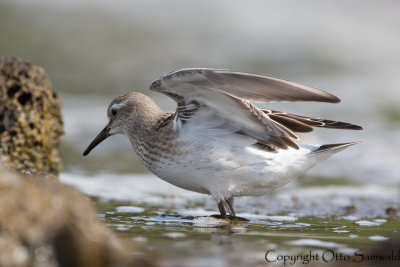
[343,205,358,215]
[0,57,63,175]
[0,58,156,266]
[385,206,398,217]
[0,163,155,267]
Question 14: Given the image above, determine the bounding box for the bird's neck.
[125,102,167,146]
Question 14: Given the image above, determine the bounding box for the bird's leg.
[217,200,227,219]
[226,197,236,217]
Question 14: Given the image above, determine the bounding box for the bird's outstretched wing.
[151,68,341,103]
[263,109,363,133]
[150,68,342,150]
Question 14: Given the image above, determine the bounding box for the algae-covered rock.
[0,163,155,267]
[0,57,63,175]
[0,58,156,266]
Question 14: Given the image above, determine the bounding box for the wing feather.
[151,68,341,103]
[262,109,363,132]
[149,68,349,150]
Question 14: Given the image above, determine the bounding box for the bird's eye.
[111,108,117,116]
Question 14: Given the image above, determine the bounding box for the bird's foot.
[210,214,249,222]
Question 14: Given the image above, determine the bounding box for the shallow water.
[61,172,400,266]
[98,202,399,267]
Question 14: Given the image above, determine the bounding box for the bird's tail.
[278,142,359,187]
[311,142,359,154]
[302,142,359,169]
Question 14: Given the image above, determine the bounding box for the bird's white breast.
[137,134,317,201]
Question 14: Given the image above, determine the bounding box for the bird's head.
[83,92,161,156]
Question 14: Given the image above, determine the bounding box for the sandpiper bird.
[83,68,362,219]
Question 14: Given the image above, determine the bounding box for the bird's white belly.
[142,141,316,201]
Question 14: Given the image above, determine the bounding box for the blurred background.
[2,1,400,265]
[1,0,399,183]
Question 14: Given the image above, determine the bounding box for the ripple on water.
[133,236,147,242]
[288,239,346,249]
[341,215,359,221]
[355,220,382,226]
[115,206,145,213]
[163,232,186,238]
[333,230,349,233]
[368,235,389,241]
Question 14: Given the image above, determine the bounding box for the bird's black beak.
[83,125,111,156]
